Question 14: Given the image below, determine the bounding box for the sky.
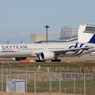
[0,0,95,44]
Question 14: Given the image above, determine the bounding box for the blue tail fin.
[88,34,95,43]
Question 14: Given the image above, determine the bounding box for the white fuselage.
[0,42,95,58]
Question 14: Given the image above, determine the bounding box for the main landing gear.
[36,60,46,62]
[51,59,61,62]
[51,55,61,62]
[36,59,61,62]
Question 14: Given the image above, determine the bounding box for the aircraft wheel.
[51,59,61,62]
[36,60,45,62]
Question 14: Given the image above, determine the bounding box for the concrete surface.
[0,54,95,63]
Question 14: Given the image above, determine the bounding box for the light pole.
[21,41,23,44]
[7,41,9,44]
[44,25,49,43]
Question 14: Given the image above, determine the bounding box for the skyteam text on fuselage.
[1,45,28,50]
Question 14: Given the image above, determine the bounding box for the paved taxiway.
[0,54,95,63]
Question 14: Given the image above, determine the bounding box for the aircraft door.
[43,46,47,51]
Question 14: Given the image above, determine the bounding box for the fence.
[0,65,95,95]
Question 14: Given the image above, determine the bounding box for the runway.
[0,54,95,63]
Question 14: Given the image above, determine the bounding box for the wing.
[53,46,94,54]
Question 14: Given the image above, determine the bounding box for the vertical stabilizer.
[78,23,95,43]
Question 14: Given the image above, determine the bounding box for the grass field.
[1,80,95,95]
[1,61,95,73]
[0,61,95,67]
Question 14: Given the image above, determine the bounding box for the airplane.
[0,23,95,62]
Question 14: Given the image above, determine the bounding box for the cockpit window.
[86,26,95,31]
[84,26,95,33]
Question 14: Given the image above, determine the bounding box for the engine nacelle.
[38,51,55,60]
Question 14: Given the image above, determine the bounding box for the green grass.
[1,80,94,95]
[26,80,95,95]
[1,62,95,73]
[0,80,95,95]
[0,61,95,67]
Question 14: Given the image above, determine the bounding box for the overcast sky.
[0,0,95,44]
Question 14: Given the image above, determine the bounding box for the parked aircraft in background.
[0,23,95,62]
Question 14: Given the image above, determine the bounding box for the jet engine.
[38,51,55,61]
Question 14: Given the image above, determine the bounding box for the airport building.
[60,26,78,39]
[30,26,78,43]
[30,34,59,43]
